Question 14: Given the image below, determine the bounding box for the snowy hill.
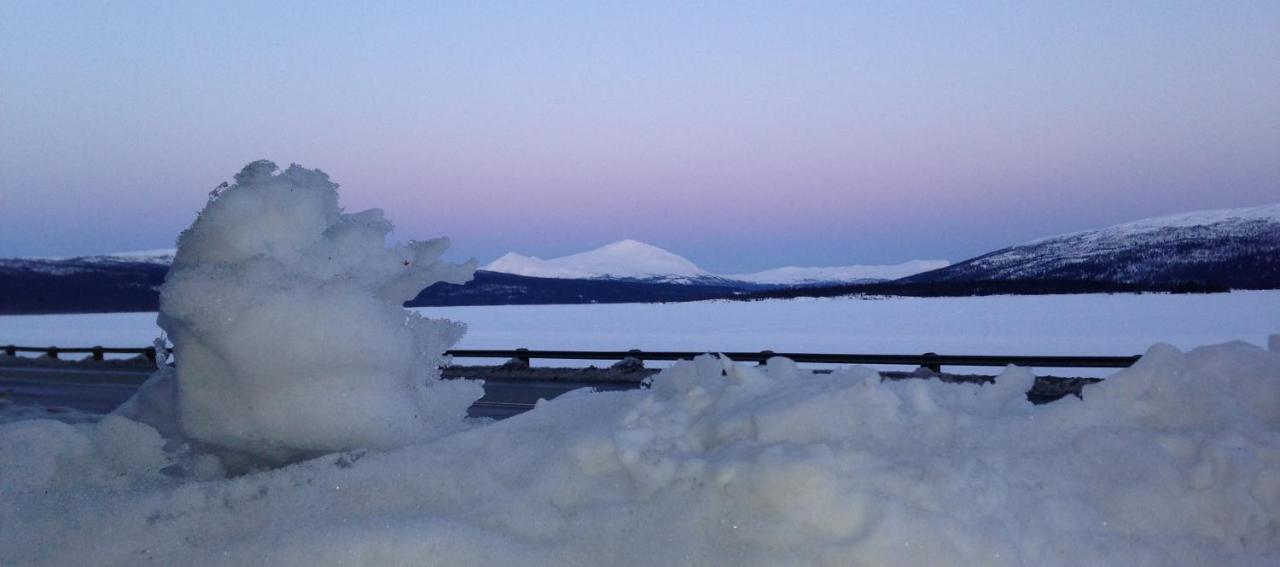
[0,252,171,314]
[483,240,946,286]
[483,240,710,282]
[905,203,1280,288]
[90,249,175,265]
[727,260,950,286]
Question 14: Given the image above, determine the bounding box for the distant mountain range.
[1,203,1276,314]
[480,239,947,286]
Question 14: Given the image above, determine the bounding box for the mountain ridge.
[904,202,1280,287]
[2,203,1275,314]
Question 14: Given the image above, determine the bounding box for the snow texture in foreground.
[121,160,480,464]
[2,337,1278,565]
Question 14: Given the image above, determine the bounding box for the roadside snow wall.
[2,338,1278,566]
[123,160,480,463]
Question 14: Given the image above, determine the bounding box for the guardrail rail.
[3,344,1142,373]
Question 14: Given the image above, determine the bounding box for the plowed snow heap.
[124,160,481,464]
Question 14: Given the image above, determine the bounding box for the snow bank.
[3,337,1278,565]
[123,160,480,464]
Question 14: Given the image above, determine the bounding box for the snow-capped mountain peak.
[483,240,948,285]
[482,240,708,280]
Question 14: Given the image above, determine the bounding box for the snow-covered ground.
[3,291,1276,374]
[422,292,1278,360]
[3,337,1279,565]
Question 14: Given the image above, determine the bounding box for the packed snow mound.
[3,336,1278,565]
[483,239,709,280]
[119,160,481,465]
[727,259,951,285]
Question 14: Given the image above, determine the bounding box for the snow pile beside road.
[3,337,1278,565]
[125,160,480,465]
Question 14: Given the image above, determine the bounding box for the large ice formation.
[123,160,480,463]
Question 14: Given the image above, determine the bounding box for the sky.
[1,1,1277,273]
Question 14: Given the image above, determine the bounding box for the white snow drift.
[2,339,1278,565]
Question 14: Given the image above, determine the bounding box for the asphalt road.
[0,365,644,421]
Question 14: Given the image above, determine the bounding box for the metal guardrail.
[3,345,162,361]
[447,348,1142,372]
[3,345,1141,372]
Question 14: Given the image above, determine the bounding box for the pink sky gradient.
[2,2,1277,271]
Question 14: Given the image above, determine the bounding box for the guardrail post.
[922,352,941,373]
[46,346,59,360]
[611,349,646,372]
[144,347,157,364]
[515,348,530,365]
[92,346,104,362]
[3,345,14,357]
[758,350,775,366]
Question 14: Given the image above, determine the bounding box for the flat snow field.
[1,291,1276,373]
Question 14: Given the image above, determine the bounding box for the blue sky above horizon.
[2,1,1277,272]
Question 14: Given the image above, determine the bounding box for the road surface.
[0,364,645,421]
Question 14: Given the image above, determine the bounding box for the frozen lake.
[2,292,1275,372]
